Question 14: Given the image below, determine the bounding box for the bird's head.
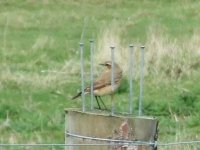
[99,61,112,69]
[99,60,122,76]
[99,61,121,71]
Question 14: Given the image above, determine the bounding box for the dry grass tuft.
[95,23,131,77]
[0,64,76,90]
[146,26,200,80]
[95,24,200,81]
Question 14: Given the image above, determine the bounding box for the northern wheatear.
[72,61,122,110]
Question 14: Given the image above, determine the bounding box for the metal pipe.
[110,46,115,115]
[110,46,115,91]
[64,112,68,150]
[129,45,134,115]
[139,46,145,116]
[80,43,85,112]
[90,39,94,111]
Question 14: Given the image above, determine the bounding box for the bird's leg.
[95,96,101,109]
[98,96,108,110]
[111,94,115,115]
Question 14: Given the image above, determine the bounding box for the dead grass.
[0,21,199,98]
[1,23,199,90]
[95,24,200,81]
[95,22,131,77]
[0,63,76,90]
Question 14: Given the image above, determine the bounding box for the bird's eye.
[106,63,110,66]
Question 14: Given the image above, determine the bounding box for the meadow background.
[0,0,200,149]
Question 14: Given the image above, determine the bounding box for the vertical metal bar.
[139,46,145,116]
[80,43,85,112]
[90,39,94,111]
[129,45,134,115]
[65,113,67,150]
[110,46,115,115]
[110,46,115,91]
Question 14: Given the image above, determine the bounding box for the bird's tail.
[71,92,82,100]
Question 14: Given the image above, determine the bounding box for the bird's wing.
[93,70,122,90]
[72,66,122,98]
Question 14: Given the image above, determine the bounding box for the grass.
[0,0,200,149]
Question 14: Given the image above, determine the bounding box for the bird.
[71,60,122,110]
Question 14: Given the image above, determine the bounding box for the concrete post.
[65,109,158,150]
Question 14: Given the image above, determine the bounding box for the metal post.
[139,46,145,116]
[110,46,115,115]
[65,111,67,150]
[80,43,85,112]
[110,46,115,91]
[90,39,94,111]
[129,45,134,115]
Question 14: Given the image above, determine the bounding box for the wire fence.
[1,140,200,148]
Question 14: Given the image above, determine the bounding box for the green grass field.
[0,0,200,149]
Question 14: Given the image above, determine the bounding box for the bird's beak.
[99,63,105,66]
